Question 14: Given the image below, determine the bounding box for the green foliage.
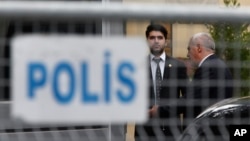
[207,0,250,96]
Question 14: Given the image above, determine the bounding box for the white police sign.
[11,35,148,124]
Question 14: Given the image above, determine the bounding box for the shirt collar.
[150,52,166,62]
[198,53,214,67]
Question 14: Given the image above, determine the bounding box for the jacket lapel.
[148,56,154,101]
[163,56,170,79]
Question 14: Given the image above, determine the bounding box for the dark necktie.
[153,58,162,105]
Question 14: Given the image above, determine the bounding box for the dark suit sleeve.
[178,61,188,98]
[184,56,234,123]
[176,61,188,116]
[158,59,188,118]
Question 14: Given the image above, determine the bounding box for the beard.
[150,47,164,56]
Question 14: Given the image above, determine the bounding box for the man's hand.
[149,105,159,118]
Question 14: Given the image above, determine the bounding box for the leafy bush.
[206,0,250,96]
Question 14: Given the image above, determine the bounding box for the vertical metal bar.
[102,0,110,37]
[101,0,112,140]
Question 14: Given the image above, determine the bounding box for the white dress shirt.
[150,52,166,102]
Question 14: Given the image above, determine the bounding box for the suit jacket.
[187,54,233,119]
[148,55,187,119]
[135,55,187,141]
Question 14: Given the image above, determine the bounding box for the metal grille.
[0,1,123,141]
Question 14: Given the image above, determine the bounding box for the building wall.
[172,24,209,57]
[124,0,219,58]
[219,0,250,5]
[124,0,218,4]
[124,0,250,57]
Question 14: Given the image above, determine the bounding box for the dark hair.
[145,24,168,39]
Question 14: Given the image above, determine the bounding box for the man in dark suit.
[186,32,234,123]
[135,24,187,141]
